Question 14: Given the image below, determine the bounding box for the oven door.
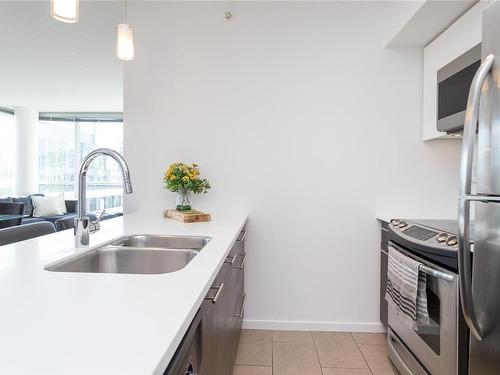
[387,242,460,375]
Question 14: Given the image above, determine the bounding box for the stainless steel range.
[387,219,469,375]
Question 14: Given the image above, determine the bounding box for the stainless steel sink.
[45,235,211,274]
[110,234,210,250]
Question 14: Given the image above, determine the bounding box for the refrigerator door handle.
[459,54,493,196]
[458,54,494,342]
[462,194,500,203]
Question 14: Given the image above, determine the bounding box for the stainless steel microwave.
[437,43,481,133]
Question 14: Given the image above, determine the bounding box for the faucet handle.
[96,209,106,222]
[89,210,106,234]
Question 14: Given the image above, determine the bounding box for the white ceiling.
[0,1,123,112]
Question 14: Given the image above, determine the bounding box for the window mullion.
[74,120,80,200]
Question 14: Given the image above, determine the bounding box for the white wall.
[124,1,462,331]
[0,1,123,112]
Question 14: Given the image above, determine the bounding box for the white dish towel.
[386,247,430,327]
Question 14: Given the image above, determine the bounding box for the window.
[79,121,124,211]
[38,121,75,196]
[0,109,15,196]
[39,117,124,212]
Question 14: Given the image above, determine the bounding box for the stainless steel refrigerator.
[458,1,500,374]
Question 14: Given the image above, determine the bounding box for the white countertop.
[0,211,247,374]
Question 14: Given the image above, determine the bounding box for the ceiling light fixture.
[50,0,79,23]
[116,0,135,61]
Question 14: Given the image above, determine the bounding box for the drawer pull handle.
[237,230,247,242]
[206,283,224,304]
[225,253,237,265]
[235,293,246,318]
[236,253,246,269]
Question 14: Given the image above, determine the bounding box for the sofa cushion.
[65,200,78,214]
[21,217,46,225]
[12,197,33,216]
[0,222,56,246]
[11,194,44,216]
[38,213,77,224]
[54,217,75,231]
[102,212,123,220]
[0,197,13,203]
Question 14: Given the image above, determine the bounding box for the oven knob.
[398,221,408,228]
[446,235,458,246]
[436,233,448,243]
[391,219,401,226]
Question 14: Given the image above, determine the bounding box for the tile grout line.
[311,331,326,375]
[351,332,374,375]
[271,332,274,375]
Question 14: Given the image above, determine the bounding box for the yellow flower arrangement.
[163,162,211,211]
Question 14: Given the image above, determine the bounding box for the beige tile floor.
[234,330,399,375]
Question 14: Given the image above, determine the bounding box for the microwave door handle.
[458,54,494,342]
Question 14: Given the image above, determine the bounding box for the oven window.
[438,60,481,120]
[414,275,441,355]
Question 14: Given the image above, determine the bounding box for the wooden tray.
[164,209,211,223]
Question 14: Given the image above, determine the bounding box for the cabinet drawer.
[236,227,247,242]
[225,228,246,265]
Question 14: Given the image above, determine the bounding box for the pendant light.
[50,0,79,23]
[116,0,135,61]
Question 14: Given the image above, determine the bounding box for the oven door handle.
[388,243,454,282]
[419,264,454,282]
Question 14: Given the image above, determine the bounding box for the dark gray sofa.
[0,194,122,231]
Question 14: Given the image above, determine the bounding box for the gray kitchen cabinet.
[200,228,246,375]
[379,220,388,326]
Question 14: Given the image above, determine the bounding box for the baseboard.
[242,319,387,333]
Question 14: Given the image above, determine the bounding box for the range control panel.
[390,219,458,250]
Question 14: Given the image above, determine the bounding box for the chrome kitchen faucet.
[75,148,133,247]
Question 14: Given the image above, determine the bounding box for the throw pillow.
[12,196,33,216]
[32,194,67,217]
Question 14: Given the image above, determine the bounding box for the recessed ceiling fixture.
[116,0,135,61]
[50,0,79,23]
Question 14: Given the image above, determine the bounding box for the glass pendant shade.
[50,0,79,23]
[116,23,135,61]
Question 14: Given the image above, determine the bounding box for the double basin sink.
[45,235,211,275]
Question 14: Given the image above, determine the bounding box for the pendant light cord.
[123,0,127,22]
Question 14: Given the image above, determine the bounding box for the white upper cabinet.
[385,0,477,48]
[422,1,488,141]
[447,2,485,61]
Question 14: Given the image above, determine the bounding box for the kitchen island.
[0,211,247,374]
